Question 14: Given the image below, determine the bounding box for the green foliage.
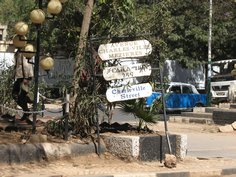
[2,0,236,66]
[211,0,236,60]
[92,0,135,40]
[0,0,34,38]
[163,0,209,67]
[44,117,68,138]
[40,1,84,55]
[2,0,236,137]
[70,85,106,138]
[0,65,15,107]
[118,98,159,131]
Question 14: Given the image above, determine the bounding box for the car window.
[182,86,193,94]
[169,86,181,94]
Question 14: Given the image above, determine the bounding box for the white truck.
[162,60,205,92]
[211,59,236,103]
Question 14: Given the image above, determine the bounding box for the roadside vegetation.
[1,0,236,139]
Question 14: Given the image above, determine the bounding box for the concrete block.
[41,143,71,159]
[139,135,162,161]
[219,103,231,109]
[175,134,187,160]
[218,125,234,133]
[0,141,105,164]
[102,133,187,161]
[70,141,106,155]
[0,144,46,164]
[189,118,212,124]
[230,104,236,109]
[182,118,190,123]
[213,109,236,125]
[156,172,190,177]
[168,116,183,123]
[193,107,205,113]
[205,107,218,113]
[102,135,139,159]
[222,167,236,175]
[181,112,212,119]
[231,121,236,130]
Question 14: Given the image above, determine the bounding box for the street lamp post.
[13,0,67,133]
[207,0,213,106]
[32,19,41,134]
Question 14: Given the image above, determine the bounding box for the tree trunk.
[70,0,94,117]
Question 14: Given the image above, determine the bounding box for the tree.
[68,0,138,136]
[163,0,210,67]
[0,0,34,38]
[71,0,94,99]
[2,0,236,138]
[211,0,236,60]
[69,0,95,136]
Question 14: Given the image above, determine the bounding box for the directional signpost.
[106,83,152,102]
[98,39,153,102]
[98,40,152,61]
[103,63,152,81]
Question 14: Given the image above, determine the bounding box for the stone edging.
[0,142,106,164]
[101,133,187,161]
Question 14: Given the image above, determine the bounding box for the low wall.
[102,133,187,161]
[0,142,105,164]
[213,109,236,125]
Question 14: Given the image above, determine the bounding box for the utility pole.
[207,0,213,106]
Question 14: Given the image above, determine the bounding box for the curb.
[77,168,236,177]
[0,142,106,164]
[169,116,214,125]
[222,167,236,175]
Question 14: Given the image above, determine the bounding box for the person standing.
[12,50,34,125]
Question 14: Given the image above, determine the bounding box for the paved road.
[187,132,236,158]
[45,105,236,159]
[107,108,236,159]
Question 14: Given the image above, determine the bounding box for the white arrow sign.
[106,83,152,102]
[98,40,152,60]
[103,63,152,81]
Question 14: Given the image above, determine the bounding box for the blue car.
[146,82,207,112]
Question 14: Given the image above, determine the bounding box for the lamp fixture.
[14,21,29,36]
[47,0,62,15]
[22,44,36,59]
[30,9,46,24]
[13,34,27,48]
[39,56,54,71]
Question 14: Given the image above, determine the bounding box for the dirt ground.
[1,152,236,177]
[0,103,225,144]
[0,115,220,145]
[0,120,236,177]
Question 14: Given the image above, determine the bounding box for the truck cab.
[211,59,236,103]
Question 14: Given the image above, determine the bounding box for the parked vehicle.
[211,59,236,103]
[163,60,205,92]
[146,82,207,112]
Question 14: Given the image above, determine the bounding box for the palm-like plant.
[118,98,160,131]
